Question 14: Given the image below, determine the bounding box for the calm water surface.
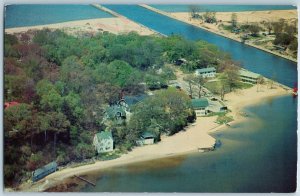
[5,5,113,28]
[82,95,297,192]
[150,5,296,12]
[104,5,297,88]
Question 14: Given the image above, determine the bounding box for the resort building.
[191,98,209,117]
[239,69,260,84]
[32,161,57,182]
[195,67,216,78]
[93,131,114,154]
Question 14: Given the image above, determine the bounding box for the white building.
[93,131,114,153]
[191,98,209,117]
[195,67,216,78]
[239,69,260,84]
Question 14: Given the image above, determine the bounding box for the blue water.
[5,5,113,28]
[104,5,297,88]
[82,95,297,192]
[150,5,296,12]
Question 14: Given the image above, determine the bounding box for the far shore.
[5,17,155,36]
[16,83,290,192]
[140,4,297,63]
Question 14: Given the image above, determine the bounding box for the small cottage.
[93,131,114,153]
[136,131,156,146]
[32,161,57,182]
[195,67,216,78]
[141,131,155,145]
[191,98,209,117]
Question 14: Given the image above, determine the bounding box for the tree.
[231,13,238,28]
[128,89,194,136]
[256,76,265,92]
[191,74,206,98]
[203,11,216,23]
[183,75,194,98]
[37,112,70,155]
[265,21,273,35]
[189,5,201,19]
[221,65,240,92]
[248,24,261,37]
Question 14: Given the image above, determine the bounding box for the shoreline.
[5,17,156,36]
[139,4,297,63]
[16,83,290,192]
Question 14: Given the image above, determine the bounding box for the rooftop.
[196,67,216,74]
[191,98,209,109]
[239,69,260,79]
[33,161,57,177]
[123,94,147,106]
[141,131,155,139]
[105,105,126,118]
[96,131,113,141]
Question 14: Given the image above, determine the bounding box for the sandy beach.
[171,10,297,25]
[5,17,155,36]
[17,82,290,192]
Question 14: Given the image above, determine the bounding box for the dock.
[74,175,96,186]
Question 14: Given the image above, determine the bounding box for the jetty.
[74,175,96,186]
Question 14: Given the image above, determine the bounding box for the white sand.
[5,18,155,36]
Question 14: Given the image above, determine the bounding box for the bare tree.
[256,76,265,92]
[191,75,206,98]
[189,5,201,19]
[231,13,238,28]
[183,75,194,98]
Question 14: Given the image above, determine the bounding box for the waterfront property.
[32,161,57,182]
[239,69,260,84]
[195,67,216,78]
[118,94,148,110]
[191,98,209,116]
[136,131,156,146]
[103,105,127,125]
[93,131,114,153]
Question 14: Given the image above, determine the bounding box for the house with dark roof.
[93,131,114,153]
[136,131,156,146]
[32,161,57,182]
[118,94,148,110]
[195,67,216,78]
[191,98,209,116]
[103,105,127,125]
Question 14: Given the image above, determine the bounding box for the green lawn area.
[204,80,253,95]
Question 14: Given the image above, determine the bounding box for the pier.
[74,175,96,186]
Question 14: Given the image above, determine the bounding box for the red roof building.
[4,101,20,109]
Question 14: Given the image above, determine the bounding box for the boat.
[292,83,298,96]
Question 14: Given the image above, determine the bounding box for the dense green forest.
[4,29,235,186]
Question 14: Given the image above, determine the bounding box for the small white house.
[93,131,114,153]
[191,98,209,117]
[195,67,216,78]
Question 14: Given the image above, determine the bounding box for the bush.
[216,114,233,124]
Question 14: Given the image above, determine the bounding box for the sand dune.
[5,18,155,36]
